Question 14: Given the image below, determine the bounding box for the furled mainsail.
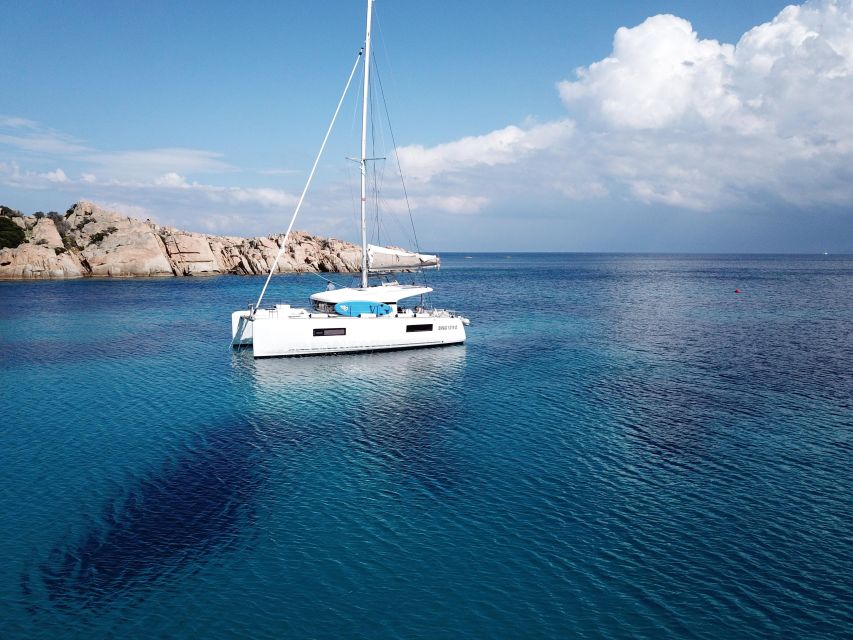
[367,244,439,271]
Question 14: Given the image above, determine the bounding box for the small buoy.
[734,289,741,294]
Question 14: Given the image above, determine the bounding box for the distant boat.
[231,0,468,358]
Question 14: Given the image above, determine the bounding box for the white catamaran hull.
[232,308,465,357]
[228,2,470,359]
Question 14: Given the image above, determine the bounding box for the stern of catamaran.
[231,309,253,346]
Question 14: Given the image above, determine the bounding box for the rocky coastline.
[0,201,362,279]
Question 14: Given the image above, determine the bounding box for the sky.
[2,0,852,252]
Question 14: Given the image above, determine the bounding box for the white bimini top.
[310,283,432,305]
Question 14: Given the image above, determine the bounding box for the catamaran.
[231,0,468,358]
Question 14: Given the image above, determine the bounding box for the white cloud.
[154,172,190,188]
[558,15,743,131]
[0,162,74,189]
[0,114,92,155]
[555,0,853,209]
[133,177,299,210]
[220,186,297,208]
[0,115,38,129]
[99,201,151,220]
[397,0,853,214]
[258,168,301,176]
[0,109,298,222]
[44,168,69,183]
[2,0,852,242]
[396,120,574,183]
[0,117,230,177]
[416,195,490,214]
[146,173,297,208]
[382,194,490,215]
[0,132,91,155]
[88,148,233,178]
[0,163,298,215]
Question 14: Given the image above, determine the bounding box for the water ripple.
[1,256,851,639]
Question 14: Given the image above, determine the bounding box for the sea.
[0,253,851,639]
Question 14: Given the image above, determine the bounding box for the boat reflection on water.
[239,345,470,496]
[239,344,468,395]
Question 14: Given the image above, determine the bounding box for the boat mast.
[359,0,373,288]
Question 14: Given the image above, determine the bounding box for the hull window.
[406,324,433,333]
[314,327,346,337]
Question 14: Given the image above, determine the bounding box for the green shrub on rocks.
[1,205,23,218]
[46,212,76,249]
[75,216,94,231]
[90,226,119,244]
[0,216,26,249]
[47,212,70,235]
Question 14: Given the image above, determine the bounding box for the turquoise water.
[1,254,851,639]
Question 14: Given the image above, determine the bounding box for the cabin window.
[406,323,433,333]
[314,327,346,337]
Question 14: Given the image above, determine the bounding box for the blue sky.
[2,0,852,252]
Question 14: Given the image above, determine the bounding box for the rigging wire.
[310,271,340,286]
[371,54,431,292]
[372,60,421,255]
[369,60,381,246]
[251,48,364,313]
[367,50,408,250]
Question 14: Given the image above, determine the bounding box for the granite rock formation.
[0,202,362,279]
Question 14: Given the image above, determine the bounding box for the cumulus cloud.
[559,1,853,138]
[3,0,852,242]
[396,120,574,183]
[558,0,853,209]
[44,168,69,183]
[558,15,744,131]
[400,0,853,213]
[154,172,189,188]
[0,162,74,189]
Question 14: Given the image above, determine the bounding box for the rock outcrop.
[0,201,363,280]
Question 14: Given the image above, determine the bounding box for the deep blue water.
[1,253,851,639]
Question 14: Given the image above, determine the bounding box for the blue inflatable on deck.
[334,301,392,317]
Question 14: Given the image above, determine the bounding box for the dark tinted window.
[314,327,346,336]
[406,324,433,333]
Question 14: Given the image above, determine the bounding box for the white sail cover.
[367,244,439,271]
